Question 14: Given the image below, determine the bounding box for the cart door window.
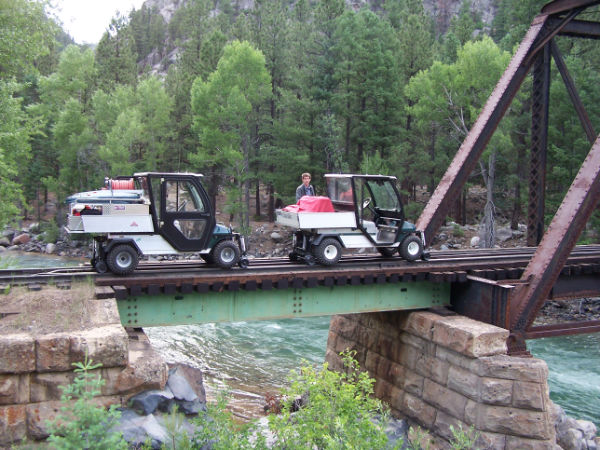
[366,180,401,212]
[165,180,207,240]
[165,180,206,213]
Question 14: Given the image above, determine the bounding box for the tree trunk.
[268,182,275,222]
[255,181,261,218]
[480,152,496,248]
[243,136,250,232]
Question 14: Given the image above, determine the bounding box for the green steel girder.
[118,281,450,327]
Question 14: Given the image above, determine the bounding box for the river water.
[3,253,599,426]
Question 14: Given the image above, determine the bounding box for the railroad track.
[2,245,600,296]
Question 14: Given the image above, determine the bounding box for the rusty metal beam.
[558,19,600,38]
[550,40,596,143]
[525,320,600,339]
[528,44,551,246]
[509,135,600,351]
[416,16,550,245]
[541,0,600,15]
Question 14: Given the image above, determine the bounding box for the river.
[3,252,599,427]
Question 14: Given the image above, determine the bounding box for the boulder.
[11,233,30,245]
[166,365,207,415]
[270,231,283,242]
[45,243,57,254]
[470,236,480,247]
[112,410,169,450]
[129,390,174,415]
[495,226,513,242]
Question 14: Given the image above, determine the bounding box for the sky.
[50,0,147,45]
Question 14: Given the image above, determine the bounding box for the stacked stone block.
[326,310,556,449]
[0,297,168,446]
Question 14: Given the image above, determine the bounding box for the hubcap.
[407,241,420,256]
[324,244,338,260]
[221,247,236,263]
[116,251,132,269]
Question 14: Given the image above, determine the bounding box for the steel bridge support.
[416,0,600,353]
[116,281,449,327]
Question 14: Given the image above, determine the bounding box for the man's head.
[302,172,311,187]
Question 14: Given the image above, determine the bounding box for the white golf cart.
[275,174,426,266]
[65,172,248,275]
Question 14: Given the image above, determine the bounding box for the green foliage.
[47,353,127,449]
[161,406,194,450]
[0,0,59,78]
[193,390,266,449]
[0,81,32,228]
[191,40,271,229]
[452,223,465,237]
[268,351,397,449]
[449,424,480,449]
[40,220,60,244]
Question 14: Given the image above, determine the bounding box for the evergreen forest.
[2,0,600,240]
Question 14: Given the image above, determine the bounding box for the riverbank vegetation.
[2,0,600,241]
[40,352,479,449]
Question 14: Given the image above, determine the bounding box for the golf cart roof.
[324,174,398,181]
[133,172,204,178]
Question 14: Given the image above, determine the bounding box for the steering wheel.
[178,199,188,211]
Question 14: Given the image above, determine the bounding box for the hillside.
[135,0,498,75]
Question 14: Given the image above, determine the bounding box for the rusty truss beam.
[416,0,600,354]
[508,135,600,352]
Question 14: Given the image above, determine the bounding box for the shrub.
[46,353,127,450]
[268,351,396,449]
[40,220,60,244]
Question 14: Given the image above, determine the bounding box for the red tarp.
[282,196,335,213]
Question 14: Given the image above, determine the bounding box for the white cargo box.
[275,210,356,229]
[66,214,154,233]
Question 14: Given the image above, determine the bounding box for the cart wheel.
[213,240,240,269]
[238,257,249,269]
[378,247,396,257]
[399,235,423,262]
[201,254,214,264]
[304,254,316,266]
[313,238,342,266]
[107,245,139,275]
[95,260,108,274]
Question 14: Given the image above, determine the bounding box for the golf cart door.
[151,175,215,252]
[355,177,403,245]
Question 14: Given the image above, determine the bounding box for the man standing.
[296,172,315,202]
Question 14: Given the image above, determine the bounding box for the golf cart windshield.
[364,178,401,212]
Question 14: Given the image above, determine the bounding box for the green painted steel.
[118,281,450,327]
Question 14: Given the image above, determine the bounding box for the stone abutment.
[325,310,556,449]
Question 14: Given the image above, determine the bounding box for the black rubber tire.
[238,257,249,269]
[200,254,214,264]
[95,260,108,274]
[213,240,240,269]
[378,247,396,257]
[106,245,138,275]
[313,238,342,266]
[399,235,423,262]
